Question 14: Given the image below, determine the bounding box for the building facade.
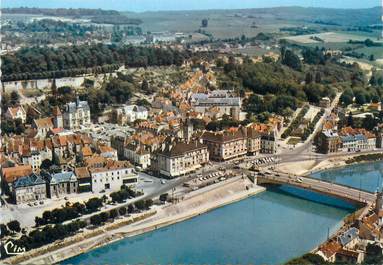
[44,171,78,198]
[12,173,47,204]
[202,128,247,161]
[90,160,137,193]
[155,140,209,178]
[63,98,91,129]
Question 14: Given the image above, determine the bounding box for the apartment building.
[202,127,247,161]
[154,140,209,178]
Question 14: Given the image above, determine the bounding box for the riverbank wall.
[7,177,265,265]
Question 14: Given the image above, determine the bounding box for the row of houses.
[150,124,277,178]
[1,159,137,204]
[5,98,91,136]
[317,126,382,154]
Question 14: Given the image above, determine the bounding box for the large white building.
[190,90,241,120]
[90,160,137,193]
[114,105,148,125]
[63,98,91,130]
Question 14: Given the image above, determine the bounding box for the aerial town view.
[1,0,383,264]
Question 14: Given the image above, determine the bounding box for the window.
[105,183,110,189]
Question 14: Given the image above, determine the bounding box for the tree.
[85,197,103,212]
[127,204,134,213]
[340,89,354,106]
[42,210,52,222]
[201,18,208,28]
[100,212,109,222]
[362,114,378,131]
[355,91,367,105]
[159,193,168,202]
[109,209,118,219]
[281,48,302,71]
[7,220,21,233]
[40,159,53,170]
[35,216,46,227]
[0,224,9,238]
[145,199,153,209]
[347,112,354,128]
[10,91,19,103]
[141,79,151,94]
[135,200,146,210]
[90,214,102,226]
[305,72,313,84]
[118,207,127,216]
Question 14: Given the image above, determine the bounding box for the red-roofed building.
[5,106,26,123]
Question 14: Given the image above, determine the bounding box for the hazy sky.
[2,0,381,12]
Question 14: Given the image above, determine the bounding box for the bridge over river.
[256,171,377,204]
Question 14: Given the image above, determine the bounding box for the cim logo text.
[3,240,26,256]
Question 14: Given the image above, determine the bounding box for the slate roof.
[49,172,77,184]
[160,140,207,157]
[13,173,46,188]
[338,227,359,247]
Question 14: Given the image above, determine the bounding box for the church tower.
[52,106,63,128]
[183,119,194,142]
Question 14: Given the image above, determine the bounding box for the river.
[62,161,383,265]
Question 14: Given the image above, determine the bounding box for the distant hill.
[2,7,120,17]
[125,6,381,28]
[239,6,381,27]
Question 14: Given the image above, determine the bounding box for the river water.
[62,161,383,265]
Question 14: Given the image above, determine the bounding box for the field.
[125,10,307,39]
[283,32,382,44]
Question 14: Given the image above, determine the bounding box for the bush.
[7,220,21,233]
[118,207,127,216]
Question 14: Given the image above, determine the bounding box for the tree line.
[2,44,189,81]
[2,7,119,16]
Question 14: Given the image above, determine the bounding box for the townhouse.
[43,171,78,198]
[12,173,47,204]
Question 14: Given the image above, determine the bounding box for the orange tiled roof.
[319,241,342,258]
[2,165,33,183]
[81,146,93,157]
[34,117,53,129]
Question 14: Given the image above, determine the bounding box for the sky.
[2,0,381,12]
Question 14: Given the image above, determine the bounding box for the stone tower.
[183,119,194,142]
